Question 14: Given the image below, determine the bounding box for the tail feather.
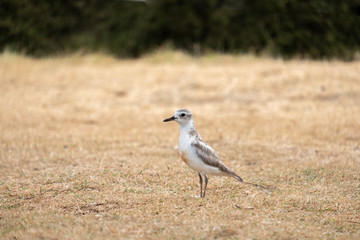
[231,172,243,182]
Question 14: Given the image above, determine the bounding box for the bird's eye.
[180,113,186,117]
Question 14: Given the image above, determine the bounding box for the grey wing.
[192,140,234,174]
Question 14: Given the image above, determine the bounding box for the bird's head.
[163,109,193,126]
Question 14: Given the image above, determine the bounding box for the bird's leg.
[203,174,208,198]
[198,173,203,198]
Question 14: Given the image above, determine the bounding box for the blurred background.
[1,0,359,60]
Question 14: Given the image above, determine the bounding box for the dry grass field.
[0,51,359,239]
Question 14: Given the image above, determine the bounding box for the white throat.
[178,119,195,155]
[179,119,195,133]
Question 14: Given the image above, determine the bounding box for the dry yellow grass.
[0,51,359,239]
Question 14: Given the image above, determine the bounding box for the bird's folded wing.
[192,140,233,174]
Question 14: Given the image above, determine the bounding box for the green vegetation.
[1,0,359,59]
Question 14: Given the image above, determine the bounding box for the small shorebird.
[163,109,259,198]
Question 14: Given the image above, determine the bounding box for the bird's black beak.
[163,116,176,122]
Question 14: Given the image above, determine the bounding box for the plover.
[163,109,260,198]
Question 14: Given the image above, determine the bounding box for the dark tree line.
[1,0,359,59]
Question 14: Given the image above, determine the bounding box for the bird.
[163,109,259,198]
